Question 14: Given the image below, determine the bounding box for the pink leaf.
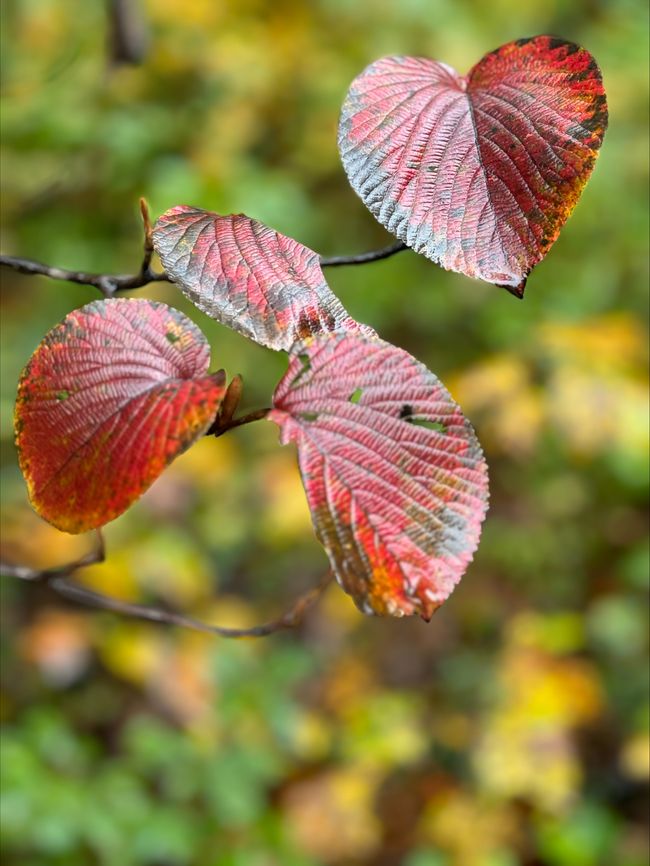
[270,332,489,619]
[153,206,368,350]
[15,299,226,533]
[339,36,608,294]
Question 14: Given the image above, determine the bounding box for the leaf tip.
[212,368,227,388]
[502,277,527,299]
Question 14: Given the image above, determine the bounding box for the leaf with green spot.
[152,206,374,350]
[270,332,489,620]
[15,298,226,533]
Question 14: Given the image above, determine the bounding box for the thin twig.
[0,254,171,296]
[106,0,149,67]
[1,216,408,296]
[0,254,172,297]
[0,530,106,581]
[0,200,170,298]
[0,531,331,639]
[50,573,331,638]
[139,197,154,270]
[208,407,271,437]
[320,240,408,267]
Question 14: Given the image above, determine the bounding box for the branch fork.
[0,530,331,639]
[0,200,408,296]
[0,197,405,635]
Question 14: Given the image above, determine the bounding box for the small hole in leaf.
[290,353,312,389]
[408,417,446,433]
[400,405,445,432]
[349,387,363,404]
[299,411,319,422]
[56,390,70,401]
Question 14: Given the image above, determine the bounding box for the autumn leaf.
[269,332,489,619]
[15,298,226,533]
[153,206,369,350]
[339,36,608,294]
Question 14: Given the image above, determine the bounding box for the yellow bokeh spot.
[621,734,650,781]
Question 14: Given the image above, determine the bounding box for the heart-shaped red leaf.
[153,206,368,350]
[15,298,226,534]
[339,36,607,293]
[269,332,489,619]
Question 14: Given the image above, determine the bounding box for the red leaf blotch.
[339,36,607,291]
[15,298,226,533]
[153,206,370,351]
[270,332,489,619]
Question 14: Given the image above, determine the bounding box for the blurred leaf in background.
[1,0,648,864]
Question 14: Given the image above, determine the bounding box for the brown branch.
[207,406,271,437]
[320,240,408,267]
[50,574,331,638]
[1,207,408,296]
[106,0,149,67]
[139,197,154,269]
[0,531,331,639]
[0,199,170,298]
[0,530,107,581]
[0,254,171,296]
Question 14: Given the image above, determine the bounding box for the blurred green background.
[1,1,648,864]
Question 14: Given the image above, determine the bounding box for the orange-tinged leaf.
[152,206,370,351]
[339,37,608,293]
[15,298,226,533]
[269,332,489,619]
